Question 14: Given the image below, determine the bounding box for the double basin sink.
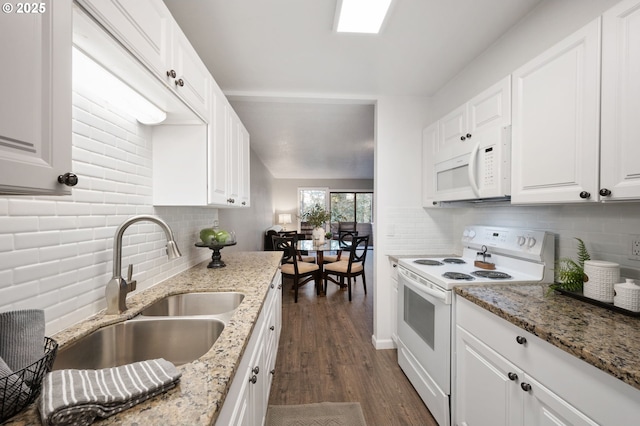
[53,292,245,370]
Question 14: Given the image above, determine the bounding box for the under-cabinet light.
[335,0,393,34]
[72,47,167,125]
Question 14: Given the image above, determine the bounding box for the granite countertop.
[455,283,640,391]
[7,251,283,426]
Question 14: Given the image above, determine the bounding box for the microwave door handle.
[468,140,481,197]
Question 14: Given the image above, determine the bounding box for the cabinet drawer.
[455,296,640,425]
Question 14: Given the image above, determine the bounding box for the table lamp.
[278,214,292,231]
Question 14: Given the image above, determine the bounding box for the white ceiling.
[163,0,542,179]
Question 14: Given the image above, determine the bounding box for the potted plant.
[548,237,590,294]
[302,204,331,243]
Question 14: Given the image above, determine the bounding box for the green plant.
[301,203,331,228]
[325,232,333,239]
[548,238,590,294]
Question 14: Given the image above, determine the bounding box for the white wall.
[427,0,640,278]
[373,96,454,349]
[218,149,275,251]
[0,87,216,334]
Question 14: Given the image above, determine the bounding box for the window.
[298,188,329,230]
[330,192,373,223]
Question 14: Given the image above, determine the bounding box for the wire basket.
[0,336,58,422]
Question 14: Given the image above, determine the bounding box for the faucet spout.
[106,215,182,315]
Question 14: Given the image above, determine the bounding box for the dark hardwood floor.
[269,252,438,425]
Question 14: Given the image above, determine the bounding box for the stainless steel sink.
[140,292,245,316]
[53,317,224,370]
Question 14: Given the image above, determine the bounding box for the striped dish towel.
[39,358,181,426]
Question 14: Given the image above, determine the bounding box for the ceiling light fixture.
[72,47,167,125]
[335,0,393,34]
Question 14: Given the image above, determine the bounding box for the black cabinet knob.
[599,188,611,197]
[579,191,591,199]
[460,135,466,141]
[57,173,78,187]
[166,69,176,78]
[249,375,257,384]
[270,325,275,331]
[516,336,527,345]
[466,133,472,139]
[175,78,185,87]
[521,382,532,392]
[508,372,518,381]
[252,366,260,375]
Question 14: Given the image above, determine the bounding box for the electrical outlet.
[630,235,640,260]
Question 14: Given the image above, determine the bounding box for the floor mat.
[266,402,367,426]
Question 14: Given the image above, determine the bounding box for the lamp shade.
[278,214,292,225]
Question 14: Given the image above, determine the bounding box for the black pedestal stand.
[195,241,237,268]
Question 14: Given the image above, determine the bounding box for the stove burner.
[414,259,444,266]
[443,258,466,264]
[472,270,512,279]
[443,272,475,280]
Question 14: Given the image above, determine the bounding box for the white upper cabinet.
[600,0,640,201]
[208,84,231,206]
[437,76,511,158]
[422,122,438,208]
[511,19,601,204]
[77,0,210,118]
[0,0,73,195]
[76,0,171,78]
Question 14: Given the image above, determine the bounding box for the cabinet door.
[170,28,211,119]
[523,374,598,426]
[468,76,511,134]
[227,111,242,205]
[438,103,467,151]
[600,0,640,201]
[208,83,230,205]
[76,0,171,78]
[511,19,601,204]
[239,123,251,207]
[0,0,72,195]
[455,326,524,426]
[422,123,438,207]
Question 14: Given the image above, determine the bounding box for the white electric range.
[396,225,555,426]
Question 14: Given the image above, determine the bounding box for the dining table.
[296,239,351,294]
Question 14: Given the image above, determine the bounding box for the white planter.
[312,227,325,244]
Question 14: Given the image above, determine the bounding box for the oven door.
[397,266,451,426]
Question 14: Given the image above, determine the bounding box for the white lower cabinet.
[454,297,640,426]
[455,326,596,426]
[389,259,399,343]
[216,274,282,426]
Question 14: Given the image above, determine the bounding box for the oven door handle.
[399,268,451,304]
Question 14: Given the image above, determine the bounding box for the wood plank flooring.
[269,253,438,425]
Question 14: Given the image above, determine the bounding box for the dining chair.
[323,230,358,263]
[273,236,321,303]
[272,234,315,263]
[323,235,369,301]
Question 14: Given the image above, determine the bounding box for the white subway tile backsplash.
[0,86,218,334]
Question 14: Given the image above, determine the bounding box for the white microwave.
[428,125,511,203]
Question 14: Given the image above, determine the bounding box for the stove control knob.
[468,230,476,239]
[463,229,469,238]
[517,236,526,246]
[527,237,536,248]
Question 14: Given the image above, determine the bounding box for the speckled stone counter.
[455,283,640,391]
[6,251,282,426]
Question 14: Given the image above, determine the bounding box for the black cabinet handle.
[466,133,472,139]
[599,188,611,197]
[579,191,591,199]
[166,69,176,78]
[252,366,259,375]
[516,336,527,345]
[508,372,518,381]
[249,375,257,384]
[175,78,185,87]
[521,382,532,392]
[58,173,78,187]
[460,135,466,141]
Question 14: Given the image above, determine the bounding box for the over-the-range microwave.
[427,125,511,203]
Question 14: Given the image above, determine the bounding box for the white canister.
[583,260,620,303]
[614,279,640,312]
